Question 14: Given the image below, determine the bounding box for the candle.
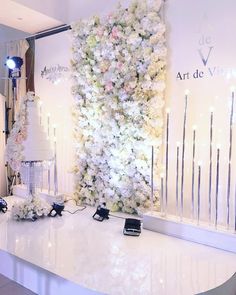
[160,173,164,215]
[215,146,220,229]
[180,90,189,220]
[165,108,170,213]
[176,142,180,215]
[226,89,234,228]
[191,125,197,220]
[151,146,154,211]
[53,125,58,196]
[208,107,214,224]
[197,162,202,225]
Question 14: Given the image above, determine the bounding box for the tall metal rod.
[54,143,58,196]
[215,148,220,229]
[161,174,164,215]
[197,164,201,225]
[176,143,180,215]
[47,114,51,194]
[180,92,188,220]
[208,109,213,224]
[226,91,234,229]
[12,83,16,125]
[191,127,196,220]
[165,110,170,213]
[151,146,154,211]
[235,183,236,232]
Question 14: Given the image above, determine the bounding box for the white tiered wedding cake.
[22,96,53,162]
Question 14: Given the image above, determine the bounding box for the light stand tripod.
[5,56,24,195]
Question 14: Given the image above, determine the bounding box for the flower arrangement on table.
[71,0,166,213]
[12,197,51,221]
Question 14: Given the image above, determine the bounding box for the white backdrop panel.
[165,0,236,225]
[35,31,75,195]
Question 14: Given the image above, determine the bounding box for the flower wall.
[71,0,166,213]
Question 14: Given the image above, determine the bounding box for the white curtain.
[0,94,6,195]
[3,39,29,193]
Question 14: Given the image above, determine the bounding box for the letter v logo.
[198,46,213,66]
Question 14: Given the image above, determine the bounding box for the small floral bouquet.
[12,197,51,221]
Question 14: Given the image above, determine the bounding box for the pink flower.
[97,28,104,37]
[105,81,113,92]
[124,84,132,93]
[15,133,24,144]
[117,62,123,70]
[100,61,109,73]
[111,26,119,39]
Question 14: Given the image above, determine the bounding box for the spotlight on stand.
[5,56,23,78]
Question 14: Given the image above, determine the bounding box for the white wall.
[12,0,132,24]
[67,0,132,22]
[35,31,74,195]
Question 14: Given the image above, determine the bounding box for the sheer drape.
[4,39,29,192]
[0,94,6,195]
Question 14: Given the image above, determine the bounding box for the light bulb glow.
[6,59,16,69]
[230,86,235,92]
[185,89,190,95]
[165,108,170,114]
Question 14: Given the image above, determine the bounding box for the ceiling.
[0,0,130,35]
[0,0,64,34]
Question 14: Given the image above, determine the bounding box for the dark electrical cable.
[63,206,86,215]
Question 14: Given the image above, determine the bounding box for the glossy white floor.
[0,197,236,295]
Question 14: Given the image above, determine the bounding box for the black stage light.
[0,197,8,213]
[123,218,141,236]
[48,203,65,217]
[5,56,23,79]
[93,204,110,221]
[6,56,23,70]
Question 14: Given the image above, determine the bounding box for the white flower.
[71,0,165,213]
[12,197,51,221]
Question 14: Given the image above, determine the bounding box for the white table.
[0,196,236,295]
